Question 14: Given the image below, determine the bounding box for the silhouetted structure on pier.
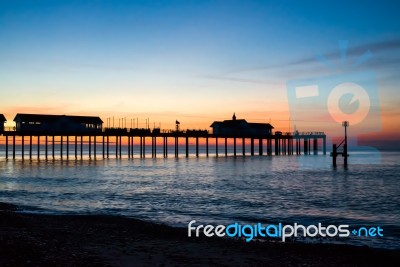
[0,114,6,132]
[210,113,273,137]
[14,114,103,133]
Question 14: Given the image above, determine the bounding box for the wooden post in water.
[259,138,263,156]
[154,137,157,158]
[304,139,308,155]
[102,136,105,159]
[30,135,33,160]
[66,136,69,159]
[22,136,25,160]
[60,136,63,159]
[106,136,109,158]
[52,136,55,159]
[196,137,199,157]
[206,137,209,157]
[80,136,83,159]
[128,136,131,159]
[115,136,118,158]
[165,137,167,158]
[242,138,245,156]
[251,138,254,156]
[224,138,228,157]
[75,136,78,159]
[142,136,145,158]
[37,136,40,159]
[88,136,91,159]
[163,137,166,158]
[233,138,236,157]
[45,136,48,160]
[12,135,15,159]
[332,144,337,167]
[343,121,349,167]
[131,136,134,159]
[174,136,178,158]
[313,138,318,155]
[185,136,189,158]
[5,135,8,159]
[93,136,96,159]
[215,138,218,157]
[119,136,122,159]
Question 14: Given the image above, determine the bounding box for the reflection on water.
[0,152,399,249]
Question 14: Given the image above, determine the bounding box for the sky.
[0,0,399,143]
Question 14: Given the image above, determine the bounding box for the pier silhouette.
[0,113,326,160]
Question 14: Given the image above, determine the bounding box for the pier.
[0,130,326,160]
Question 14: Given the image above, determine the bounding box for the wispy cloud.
[233,38,400,73]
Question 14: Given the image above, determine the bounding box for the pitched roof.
[210,119,247,127]
[248,122,274,129]
[0,114,6,122]
[13,114,103,124]
[210,119,274,129]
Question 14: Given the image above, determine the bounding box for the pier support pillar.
[88,136,91,159]
[304,139,308,155]
[5,136,8,159]
[225,138,228,157]
[75,136,78,159]
[206,137,209,157]
[37,136,40,159]
[12,135,15,160]
[215,138,218,157]
[22,136,25,160]
[119,136,122,159]
[174,136,178,158]
[80,136,83,159]
[128,136,131,158]
[313,138,318,155]
[102,136,105,159]
[242,138,245,156]
[94,136,96,159]
[332,144,337,167]
[29,136,33,160]
[233,138,236,157]
[45,136,48,160]
[259,139,263,156]
[67,136,69,159]
[61,136,63,159]
[53,136,56,159]
[196,137,199,157]
[186,137,189,158]
[251,138,254,156]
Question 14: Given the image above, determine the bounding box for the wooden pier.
[0,130,326,160]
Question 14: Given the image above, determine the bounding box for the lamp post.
[342,121,349,167]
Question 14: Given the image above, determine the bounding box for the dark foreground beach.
[0,202,399,267]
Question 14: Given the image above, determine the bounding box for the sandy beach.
[0,202,399,267]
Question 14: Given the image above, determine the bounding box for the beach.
[1,202,399,267]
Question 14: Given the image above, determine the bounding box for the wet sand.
[0,202,399,266]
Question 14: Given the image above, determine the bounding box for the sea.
[0,144,399,250]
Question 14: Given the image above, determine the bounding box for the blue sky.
[0,0,399,136]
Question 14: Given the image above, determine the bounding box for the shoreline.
[1,202,399,266]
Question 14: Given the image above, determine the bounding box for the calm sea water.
[0,150,399,249]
